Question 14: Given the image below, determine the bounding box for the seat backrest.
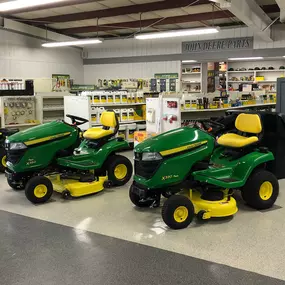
[100,111,117,128]
[235,113,262,134]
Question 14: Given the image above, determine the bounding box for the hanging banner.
[182,37,254,53]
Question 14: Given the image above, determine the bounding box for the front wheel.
[25,176,53,204]
[162,195,195,230]
[106,155,133,187]
[242,170,279,210]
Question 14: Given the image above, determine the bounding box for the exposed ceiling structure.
[0,0,281,40]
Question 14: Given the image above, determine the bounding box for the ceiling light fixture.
[135,27,219,40]
[228,57,264,61]
[0,0,67,12]
[182,60,197,63]
[42,39,103,48]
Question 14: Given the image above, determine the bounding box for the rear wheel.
[242,170,279,210]
[162,195,195,230]
[0,148,6,173]
[106,155,133,186]
[25,176,53,204]
[129,185,153,208]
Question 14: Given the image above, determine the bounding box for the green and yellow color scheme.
[48,174,108,197]
[190,190,238,219]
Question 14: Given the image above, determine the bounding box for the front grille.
[6,149,26,164]
[134,158,161,179]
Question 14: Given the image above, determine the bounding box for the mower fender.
[233,151,274,187]
[57,139,129,171]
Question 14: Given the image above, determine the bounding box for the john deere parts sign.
[182,37,253,53]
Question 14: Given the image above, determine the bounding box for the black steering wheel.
[66,114,89,126]
[198,119,225,135]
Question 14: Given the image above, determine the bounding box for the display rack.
[64,95,146,143]
[0,96,39,129]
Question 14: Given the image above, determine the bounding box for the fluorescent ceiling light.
[0,0,66,12]
[42,39,103,48]
[182,60,197,63]
[135,27,219,40]
[228,57,264,61]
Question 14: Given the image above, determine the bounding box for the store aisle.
[0,210,284,285]
[0,151,285,282]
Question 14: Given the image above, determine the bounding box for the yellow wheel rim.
[114,164,128,180]
[259,181,273,201]
[2,155,7,167]
[34,184,48,199]
[173,206,188,223]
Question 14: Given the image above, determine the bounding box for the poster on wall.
[52,74,73,92]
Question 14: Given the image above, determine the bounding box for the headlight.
[142,152,162,161]
[10,142,27,150]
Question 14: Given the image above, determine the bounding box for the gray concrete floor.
[1,210,284,285]
[0,151,285,283]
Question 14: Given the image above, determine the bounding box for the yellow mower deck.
[190,190,238,220]
[48,175,108,198]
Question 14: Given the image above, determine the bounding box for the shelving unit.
[35,92,71,124]
[181,62,202,93]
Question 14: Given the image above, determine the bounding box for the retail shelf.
[255,70,285,73]
[228,81,254,83]
[43,118,63,123]
[92,120,145,126]
[5,123,40,127]
[182,72,201,75]
[256,81,277,83]
[182,81,201,84]
[43,106,64,111]
[228,70,255,73]
[91,103,145,107]
[40,95,67,99]
[182,103,275,113]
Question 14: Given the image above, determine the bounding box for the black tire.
[7,177,25,191]
[242,170,279,210]
[25,176,53,204]
[129,185,153,208]
[0,148,6,173]
[106,155,133,186]
[162,195,195,230]
[197,210,207,222]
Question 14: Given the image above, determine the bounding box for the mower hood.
[135,127,214,154]
[7,121,77,145]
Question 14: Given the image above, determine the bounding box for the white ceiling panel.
[153,8,188,18]
[129,0,164,3]
[182,4,214,14]
[128,12,161,20]
[99,0,134,9]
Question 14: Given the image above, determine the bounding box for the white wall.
[0,28,84,82]
[85,25,285,60]
[84,61,181,84]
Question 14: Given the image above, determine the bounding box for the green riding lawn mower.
[0,128,19,172]
[5,111,133,204]
[130,111,284,229]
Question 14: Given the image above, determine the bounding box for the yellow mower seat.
[217,113,262,148]
[83,111,118,140]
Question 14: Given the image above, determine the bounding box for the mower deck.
[48,174,108,198]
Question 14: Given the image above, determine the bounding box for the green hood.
[8,121,76,144]
[135,127,214,153]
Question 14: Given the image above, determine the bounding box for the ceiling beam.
[275,0,285,23]
[225,0,273,42]
[31,0,210,23]
[0,0,100,15]
[59,10,234,34]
